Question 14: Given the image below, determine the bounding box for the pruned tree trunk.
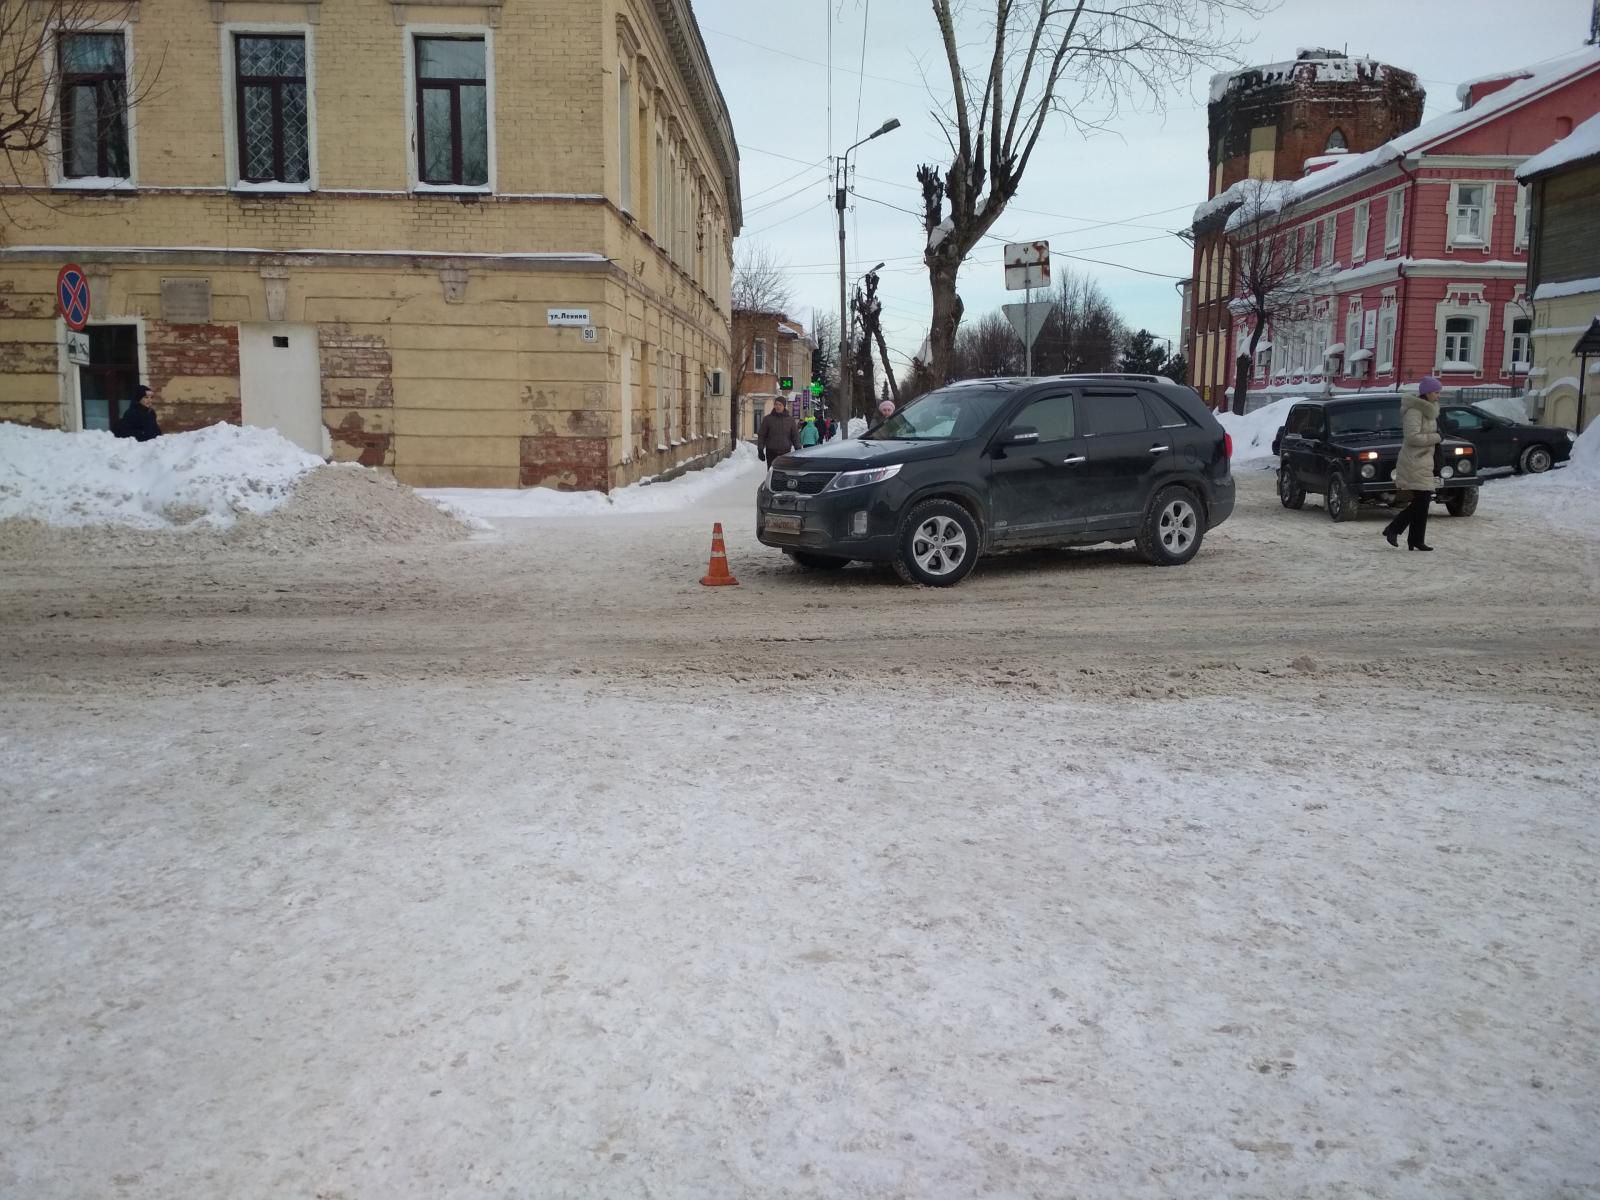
[927,261,963,387]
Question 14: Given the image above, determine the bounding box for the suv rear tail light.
[1224,433,1234,459]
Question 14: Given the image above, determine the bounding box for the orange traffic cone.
[700,522,740,587]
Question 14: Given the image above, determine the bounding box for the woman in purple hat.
[1383,376,1443,551]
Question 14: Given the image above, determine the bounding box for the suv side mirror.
[1000,426,1040,447]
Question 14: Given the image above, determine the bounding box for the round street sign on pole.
[57,264,91,332]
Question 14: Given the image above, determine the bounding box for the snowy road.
[3,461,1599,1198]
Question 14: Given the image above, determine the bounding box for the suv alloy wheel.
[1326,472,1354,522]
[1136,485,1205,566]
[1278,464,1306,509]
[893,498,980,587]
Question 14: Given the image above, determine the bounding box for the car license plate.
[766,515,802,535]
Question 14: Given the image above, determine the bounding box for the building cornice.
[651,0,741,231]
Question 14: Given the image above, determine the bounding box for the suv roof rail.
[1060,372,1164,383]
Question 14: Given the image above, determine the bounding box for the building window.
[1442,316,1477,369]
[1514,184,1530,249]
[1326,128,1347,152]
[235,35,309,184]
[1452,183,1487,245]
[1322,216,1335,264]
[414,36,488,187]
[1508,316,1532,370]
[1377,306,1396,372]
[58,32,130,180]
[76,324,141,430]
[1385,190,1404,251]
[1345,302,1362,366]
[1352,201,1369,263]
[617,65,632,212]
[753,339,767,374]
[654,131,665,239]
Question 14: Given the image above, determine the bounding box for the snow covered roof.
[1349,349,1374,362]
[1192,179,1251,227]
[1455,68,1533,107]
[1325,342,1346,357]
[1517,111,1600,179]
[1232,46,1600,222]
[1209,51,1397,105]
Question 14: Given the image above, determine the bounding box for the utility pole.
[835,118,900,438]
[837,160,850,435]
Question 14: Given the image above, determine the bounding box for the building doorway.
[239,324,324,453]
[76,324,141,431]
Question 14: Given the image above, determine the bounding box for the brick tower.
[1186,50,1425,408]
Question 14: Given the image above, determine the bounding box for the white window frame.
[403,23,496,195]
[1514,183,1530,251]
[57,315,149,432]
[753,338,766,374]
[1434,288,1489,377]
[221,22,319,193]
[1384,189,1404,252]
[47,21,139,190]
[1376,294,1397,375]
[1321,216,1335,265]
[1447,181,1491,250]
[1503,298,1532,375]
[617,64,632,214]
[1352,201,1369,264]
[1344,300,1362,370]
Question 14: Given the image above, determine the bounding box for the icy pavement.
[2,672,1597,1199]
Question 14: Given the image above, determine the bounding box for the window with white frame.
[753,338,766,374]
[1514,184,1530,250]
[1450,183,1487,245]
[1352,201,1369,262]
[1384,190,1404,251]
[1376,303,1396,372]
[617,65,632,212]
[413,35,489,188]
[1322,216,1335,264]
[58,31,131,181]
[1507,316,1532,371]
[234,33,310,185]
[1345,301,1362,364]
[1442,316,1476,368]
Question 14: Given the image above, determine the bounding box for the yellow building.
[0,0,741,489]
[1518,111,1600,432]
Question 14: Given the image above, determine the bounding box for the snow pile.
[0,423,322,530]
[848,416,869,438]
[1217,398,1295,465]
[1567,420,1600,482]
[1518,111,1600,178]
[421,442,761,521]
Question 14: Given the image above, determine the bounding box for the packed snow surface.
[0,423,322,530]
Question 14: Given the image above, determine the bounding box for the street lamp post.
[836,118,900,437]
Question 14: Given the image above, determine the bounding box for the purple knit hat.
[1417,376,1443,396]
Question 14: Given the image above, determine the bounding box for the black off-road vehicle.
[757,374,1235,587]
[1271,394,1482,522]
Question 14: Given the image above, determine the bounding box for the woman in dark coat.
[112,384,162,442]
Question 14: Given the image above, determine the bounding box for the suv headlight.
[824,463,902,492]
[1568,430,1579,443]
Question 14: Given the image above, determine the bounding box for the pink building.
[1222,47,1600,402]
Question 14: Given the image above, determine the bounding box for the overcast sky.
[700,0,1592,369]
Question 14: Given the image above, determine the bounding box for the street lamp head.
[873,118,901,138]
[871,261,886,273]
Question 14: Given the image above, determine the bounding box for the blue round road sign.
[57,264,91,332]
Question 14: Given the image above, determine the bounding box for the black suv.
[1271,394,1482,521]
[757,375,1235,587]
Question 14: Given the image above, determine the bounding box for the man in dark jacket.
[112,384,161,442]
[756,397,800,465]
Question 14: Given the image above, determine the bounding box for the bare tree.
[916,0,1263,381]
[1,1,159,199]
[729,242,795,431]
[1224,178,1330,415]
[854,270,900,406]
[951,311,1024,378]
